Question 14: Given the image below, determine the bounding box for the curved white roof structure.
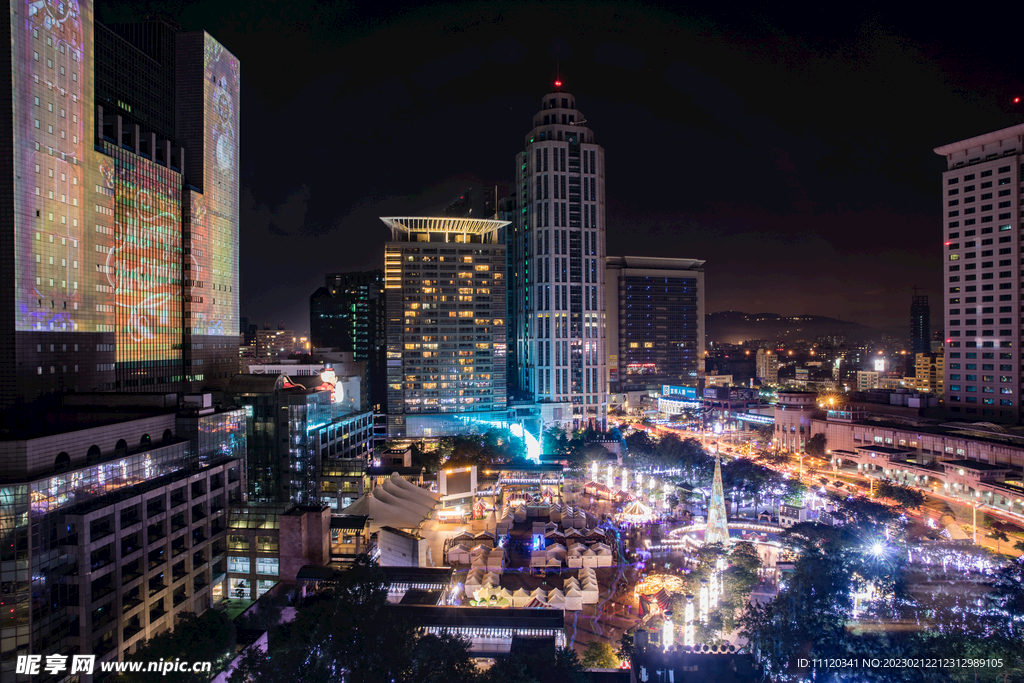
[341,491,424,532]
[389,472,440,502]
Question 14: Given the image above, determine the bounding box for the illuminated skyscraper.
[0,3,240,430]
[511,83,607,430]
[934,125,1023,424]
[381,217,508,437]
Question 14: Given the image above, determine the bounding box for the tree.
[482,646,586,683]
[480,658,539,683]
[1014,539,1024,557]
[616,631,635,662]
[875,481,925,510]
[988,529,1010,554]
[122,610,236,682]
[580,641,618,668]
[232,558,418,683]
[805,433,827,456]
[408,631,477,683]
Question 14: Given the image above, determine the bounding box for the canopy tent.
[639,594,653,617]
[654,588,672,610]
[512,588,532,607]
[564,587,583,611]
[373,486,432,519]
[389,471,440,502]
[448,544,471,564]
[525,597,548,608]
[340,491,424,533]
[380,480,435,515]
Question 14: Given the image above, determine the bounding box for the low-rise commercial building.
[0,396,246,672]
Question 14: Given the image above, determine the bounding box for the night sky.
[98,0,1024,337]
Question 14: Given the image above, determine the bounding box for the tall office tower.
[310,270,385,409]
[0,3,240,431]
[605,257,705,393]
[511,84,606,429]
[381,217,508,437]
[935,124,1024,423]
[910,293,931,355]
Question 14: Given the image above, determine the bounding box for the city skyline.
[97,0,1024,335]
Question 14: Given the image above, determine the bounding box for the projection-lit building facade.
[0,4,240,430]
[381,217,509,437]
[510,85,608,430]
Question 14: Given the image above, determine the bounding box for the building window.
[228,556,250,573]
[256,558,279,576]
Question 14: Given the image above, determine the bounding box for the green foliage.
[123,610,236,682]
[408,631,478,683]
[441,429,526,468]
[580,640,619,668]
[482,647,586,683]
[616,631,635,662]
[410,441,441,473]
[805,433,827,456]
[987,529,1010,553]
[875,480,925,510]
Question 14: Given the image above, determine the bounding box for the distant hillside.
[706,311,887,345]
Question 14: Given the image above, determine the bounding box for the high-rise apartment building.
[756,348,779,386]
[0,4,240,431]
[934,125,1024,423]
[310,270,385,409]
[605,257,705,393]
[910,294,930,355]
[510,84,607,429]
[381,217,508,437]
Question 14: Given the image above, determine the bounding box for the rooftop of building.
[388,604,565,631]
[330,515,370,530]
[606,255,706,271]
[379,525,420,541]
[380,216,510,238]
[226,373,332,395]
[940,459,1013,471]
[934,123,1024,156]
[835,414,1024,451]
[398,589,444,606]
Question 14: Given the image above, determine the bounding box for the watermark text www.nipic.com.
[16,655,214,676]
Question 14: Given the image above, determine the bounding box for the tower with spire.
[704,452,730,546]
[509,78,607,431]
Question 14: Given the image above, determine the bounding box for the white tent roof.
[512,587,531,599]
[373,486,432,518]
[381,480,435,515]
[389,471,440,502]
[340,491,423,531]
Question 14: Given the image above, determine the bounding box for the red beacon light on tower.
[1014,96,1022,105]
[554,79,563,89]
